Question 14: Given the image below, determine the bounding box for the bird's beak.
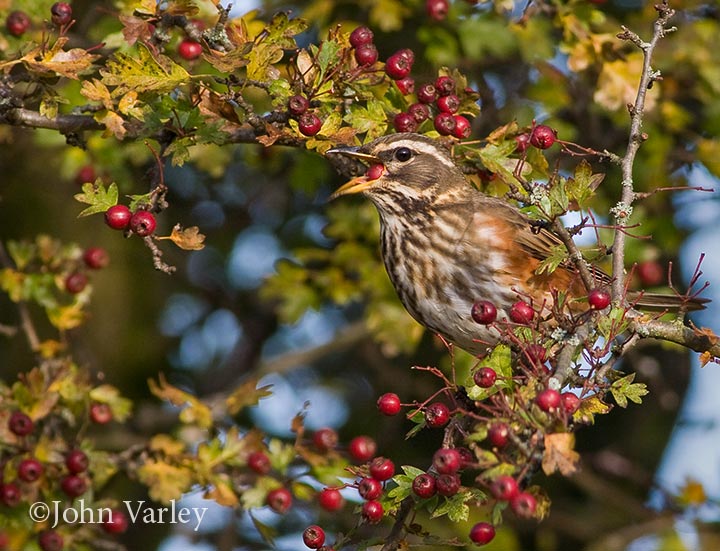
[326,146,381,200]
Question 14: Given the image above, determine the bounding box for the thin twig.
[610,1,676,301]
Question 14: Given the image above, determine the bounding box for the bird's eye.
[394,147,412,162]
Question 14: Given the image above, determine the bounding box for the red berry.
[473,367,497,388]
[433,112,456,136]
[266,487,292,513]
[104,205,132,230]
[349,26,374,48]
[536,388,561,412]
[426,0,450,21]
[178,38,202,60]
[65,450,89,474]
[8,411,34,436]
[425,402,450,428]
[436,94,460,114]
[412,473,437,498]
[61,474,88,497]
[435,75,455,96]
[361,500,383,523]
[354,44,378,66]
[247,451,271,474]
[89,402,113,424]
[457,447,474,468]
[130,210,157,237]
[298,112,322,136]
[6,11,30,37]
[317,487,344,511]
[509,300,534,324]
[408,103,430,123]
[395,77,415,95]
[348,435,377,462]
[393,112,418,133]
[530,124,557,149]
[65,272,88,294]
[377,392,402,416]
[588,288,611,310]
[436,473,460,496]
[83,247,109,269]
[417,83,438,104]
[102,509,129,534]
[385,52,413,80]
[487,422,510,448]
[313,427,339,451]
[18,458,43,482]
[432,448,462,474]
[50,2,73,26]
[0,483,21,507]
[396,48,415,64]
[38,530,63,551]
[561,392,581,414]
[358,477,383,500]
[452,115,472,138]
[471,300,497,324]
[515,133,531,153]
[369,456,395,481]
[75,165,96,185]
[288,95,310,116]
[510,492,537,518]
[637,260,664,286]
[490,475,519,501]
[303,525,326,549]
[469,522,496,545]
[366,163,385,180]
[0,532,8,549]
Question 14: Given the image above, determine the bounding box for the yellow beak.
[329,175,375,199]
[326,146,382,200]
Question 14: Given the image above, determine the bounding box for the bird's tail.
[627,291,709,312]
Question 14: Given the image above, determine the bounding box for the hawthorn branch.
[0,240,41,353]
[0,107,103,133]
[610,1,676,301]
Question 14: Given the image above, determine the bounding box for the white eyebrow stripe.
[373,139,456,170]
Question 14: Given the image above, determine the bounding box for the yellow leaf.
[80,79,114,110]
[22,37,99,80]
[226,379,273,415]
[157,225,206,250]
[47,303,86,330]
[677,478,707,507]
[149,434,186,456]
[96,111,127,140]
[542,433,580,476]
[137,458,193,503]
[118,91,145,120]
[38,339,66,359]
[594,54,657,113]
[204,476,239,507]
[148,373,213,428]
[100,43,190,95]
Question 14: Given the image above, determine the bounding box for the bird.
[326,133,706,355]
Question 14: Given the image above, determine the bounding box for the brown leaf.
[196,88,241,127]
[119,15,155,47]
[157,224,206,250]
[22,38,99,80]
[542,433,580,476]
[256,122,286,147]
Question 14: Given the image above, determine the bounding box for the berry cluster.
[394,75,472,138]
[287,94,323,137]
[5,3,73,37]
[349,26,378,67]
[105,205,157,236]
[61,245,110,295]
[515,123,558,153]
[2,410,125,550]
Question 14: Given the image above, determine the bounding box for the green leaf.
[610,373,648,408]
[432,492,470,522]
[74,182,119,217]
[317,40,341,80]
[466,344,513,400]
[100,43,190,95]
[535,244,568,275]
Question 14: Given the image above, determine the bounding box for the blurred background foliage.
[1,0,720,549]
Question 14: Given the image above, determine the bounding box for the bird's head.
[326,133,464,212]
